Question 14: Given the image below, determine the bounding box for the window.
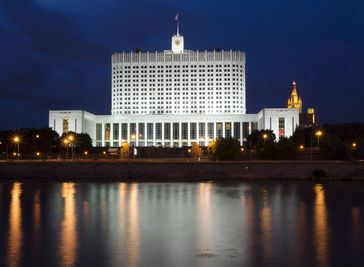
[182,123,188,140]
[96,123,102,140]
[279,117,285,137]
[105,123,111,141]
[164,123,171,140]
[225,122,231,138]
[199,123,205,139]
[208,123,214,139]
[147,123,153,140]
[62,119,69,133]
[242,122,249,140]
[130,123,136,137]
[138,123,145,140]
[156,123,162,140]
[251,122,258,132]
[190,123,196,139]
[173,123,179,140]
[234,122,240,139]
[121,123,128,140]
[113,123,119,140]
[216,123,223,138]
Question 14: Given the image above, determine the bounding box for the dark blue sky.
[0,0,363,130]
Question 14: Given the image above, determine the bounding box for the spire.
[291,80,297,95]
[287,80,303,113]
[175,14,180,36]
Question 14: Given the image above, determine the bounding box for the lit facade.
[49,21,299,146]
[287,80,303,113]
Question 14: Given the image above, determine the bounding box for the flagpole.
[176,14,179,36]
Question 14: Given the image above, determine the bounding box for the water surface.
[0,181,363,267]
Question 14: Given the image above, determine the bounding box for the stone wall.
[1,161,364,181]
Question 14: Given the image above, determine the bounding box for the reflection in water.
[32,190,41,266]
[313,184,329,267]
[351,207,361,254]
[127,183,139,267]
[197,182,212,265]
[60,183,77,267]
[33,190,41,235]
[241,187,255,264]
[6,182,22,267]
[260,189,272,260]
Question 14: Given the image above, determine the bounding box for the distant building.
[287,81,316,127]
[287,81,303,113]
[49,17,299,147]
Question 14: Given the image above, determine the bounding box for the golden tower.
[287,80,303,113]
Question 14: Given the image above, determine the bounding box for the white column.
[118,123,122,146]
[153,123,156,146]
[213,122,217,140]
[179,122,182,147]
[101,123,105,147]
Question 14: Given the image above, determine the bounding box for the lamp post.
[34,134,39,159]
[13,136,20,160]
[68,135,74,160]
[131,134,136,159]
[315,130,322,148]
[263,133,268,143]
[63,139,69,160]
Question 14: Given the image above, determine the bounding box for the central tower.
[171,14,184,53]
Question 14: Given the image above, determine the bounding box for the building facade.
[49,21,299,147]
[287,80,316,127]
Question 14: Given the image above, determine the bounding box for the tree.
[207,139,217,161]
[275,137,296,160]
[190,142,202,160]
[213,137,241,161]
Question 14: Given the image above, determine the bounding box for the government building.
[49,19,299,147]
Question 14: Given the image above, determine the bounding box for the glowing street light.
[67,135,75,160]
[263,133,268,143]
[63,139,69,159]
[131,134,136,159]
[352,142,357,149]
[13,136,20,160]
[315,130,322,148]
[299,145,304,150]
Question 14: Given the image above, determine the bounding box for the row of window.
[96,121,256,143]
[113,64,243,70]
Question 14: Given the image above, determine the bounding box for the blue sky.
[0,0,363,129]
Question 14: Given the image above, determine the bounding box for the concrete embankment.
[1,160,364,181]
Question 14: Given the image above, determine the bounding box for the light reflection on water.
[6,183,22,267]
[60,183,77,267]
[0,181,363,267]
[313,184,329,267]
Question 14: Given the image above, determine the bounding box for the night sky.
[1,0,363,130]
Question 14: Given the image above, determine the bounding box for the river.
[0,181,363,267]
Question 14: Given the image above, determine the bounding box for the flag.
[175,14,179,20]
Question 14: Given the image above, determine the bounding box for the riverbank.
[1,160,364,181]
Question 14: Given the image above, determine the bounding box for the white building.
[49,20,299,147]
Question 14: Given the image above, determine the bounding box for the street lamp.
[299,145,304,150]
[263,133,268,143]
[63,139,69,159]
[68,135,75,160]
[352,142,357,149]
[13,136,20,160]
[315,130,322,148]
[34,134,40,159]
